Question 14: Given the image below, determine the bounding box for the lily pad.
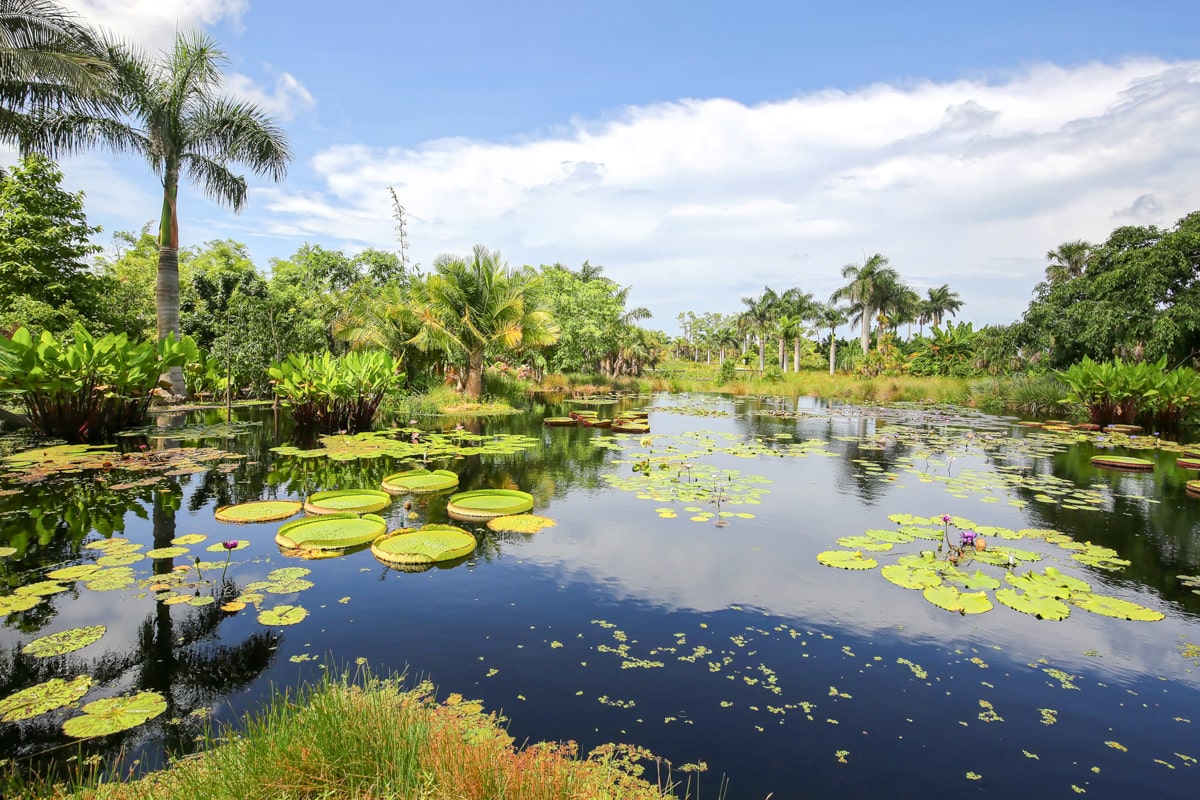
[944,569,1002,591]
[145,546,189,559]
[96,552,145,567]
[0,546,16,558]
[381,469,460,495]
[0,594,42,613]
[372,525,477,565]
[486,514,557,534]
[23,625,106,658]
[1090,455,1154,471]
[63,691,167,738]
[304,489,391,515]
[816,550,878,570]
[995,589,1070,621]
[1070,593,1164,621]
[45,565,102,581]
[0,675,93,722]
[836,536,894,552]
[170,534,207,545]
[276,513,387,551]
[923,585,992,614]
[257,604,308,626]
[881,564,941,589]
[446,489,535,522]
[267,567,311,581]
[205,540,249,552]
[215,500,303,523]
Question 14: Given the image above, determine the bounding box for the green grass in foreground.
[10,670,700,800]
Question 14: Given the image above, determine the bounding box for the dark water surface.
[3,394,1200,798]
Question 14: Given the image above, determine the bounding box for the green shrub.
[0,324,194,442]
[716,360,737,384]
[269,350,401,432]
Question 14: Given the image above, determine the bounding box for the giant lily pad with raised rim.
[381,469,460,495]
[215,499,303,523]
[1176,458,1200,470]
[0,675,93,722]
[23,625,106,658]
[372,525,477,566]
[276,513,387,551]
[486,514,556,534]
[303,489,391,515]
[1188,480,1200,498]
[446,489,534,522]
[63,691,167,738]
[816,550,877,570]
[1089,455,1154,471]
[1070,593,1164,621]
[543,417,577,427]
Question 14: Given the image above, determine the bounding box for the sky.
[8,0,1200,336]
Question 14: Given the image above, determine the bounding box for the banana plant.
[268,350,402,432]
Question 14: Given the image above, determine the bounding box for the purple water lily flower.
[959,530,976,546]
[221,539,239,550]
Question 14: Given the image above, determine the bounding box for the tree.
[814,302,849,375]
[830,253,899,354]
[0,152,100,333]
[918,284,964,332]
[0,0,114,151]
[40,31,291,395]
[1044,240,1092,285]
[408,245,558,399]
[740,287,780,371]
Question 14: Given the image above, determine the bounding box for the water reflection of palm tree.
[0,490,279,767]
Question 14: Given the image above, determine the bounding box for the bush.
[0,325,194,442]
[269,350,401,432]
[716,360,737,384]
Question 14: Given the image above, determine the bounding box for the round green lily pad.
[544,417,577,427]
[446,489,535,522]
[816,550,878,570]
[96,552,144,567]
[257,604,308,626]
[206,540,249,552]
[276,513,387,551]
[23,625,107,658]
[881,563,941,589]
[0,546,16,558]
[14,581,69,597]
[145,547,189,559]
[995,588,1070,620]
[1089,455,1154,471]
[0,594,41,613]
[63,691,167,738]
[486,514,556,534]
[372,525,477,566]
[381,469,460,495]
[1187,480,1200,498]
[0,675,93,722]
[612,421,651,434]
[46,564,102,581]
[171,534,207,545]
[1070,593,1164,621]
[304,489,391,515]
[215,500,303,523]
[923,585,992,614]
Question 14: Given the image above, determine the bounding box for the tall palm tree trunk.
[465,348,485,399]
[778,337,786,371]
[860,315,870,355]
[794,337,802,373]
[758,337,765,371]
[156,175,185,397]
[829,329,837,375]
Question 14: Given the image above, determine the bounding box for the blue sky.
[9,1,1200,334]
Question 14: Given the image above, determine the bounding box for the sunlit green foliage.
[269,350,401,432]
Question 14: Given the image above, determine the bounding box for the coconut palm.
[0,0,114,151]
[918,284,964,333]
[1044,240,1091,284]
[830,253,899,355]
[36,31,291,395]
[407,245,559,399]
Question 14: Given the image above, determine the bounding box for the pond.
[2,393,1200,799]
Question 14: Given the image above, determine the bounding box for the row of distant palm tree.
[831,253,964,352]
[2,0,291,395]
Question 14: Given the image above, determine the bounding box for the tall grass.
[18,670,691,800]
[967,374,1072,418]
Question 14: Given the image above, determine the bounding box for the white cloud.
[224,71,315,122]
[62,0,248,51]
[258,59,1200,331]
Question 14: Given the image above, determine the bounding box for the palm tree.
[408,245,559,399]
[919,284,964,332]
[740,287,779,371]
[830,253,899,355]
[815,302,849,375]
[38,31,291,395]
[1044,240,1091,284]
[778,288,817,372]
[0,0,114,151]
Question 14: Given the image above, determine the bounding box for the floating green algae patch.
[486,514,557,534]
[276,513,387,551]
[0,675,92,722]
[381,469,460,495]
[372,525,477,566]
[22,625,107,658]
[63,691,167,738]
[215,499,303,523]
[446,489,534,521]
[1,442,243,485]
[304,489,391,515]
